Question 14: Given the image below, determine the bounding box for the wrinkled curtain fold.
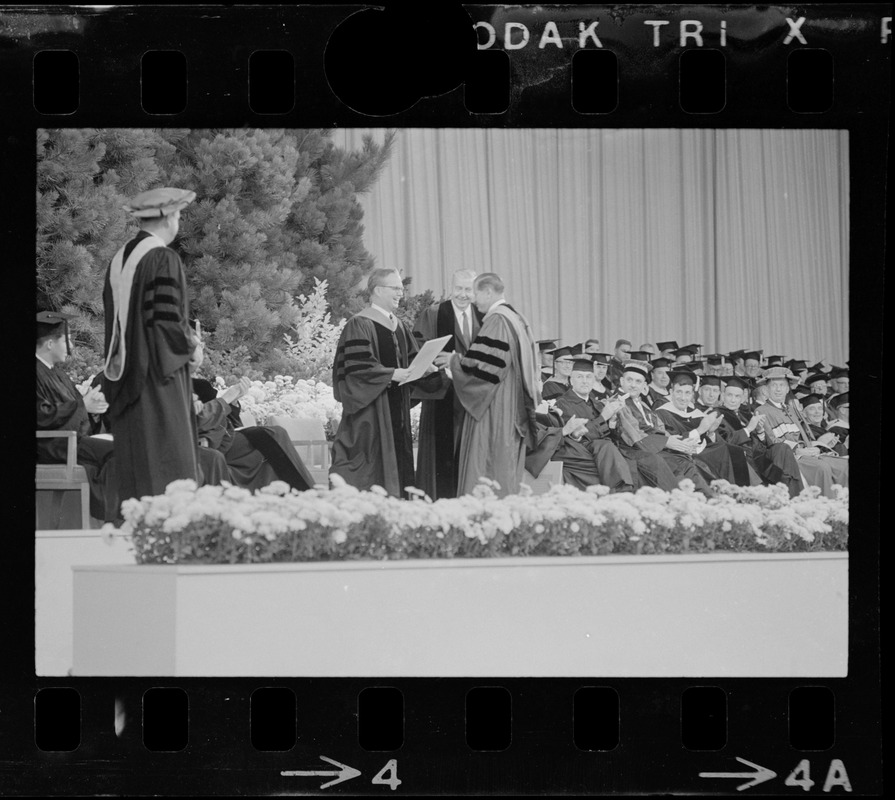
[333,128,848,364]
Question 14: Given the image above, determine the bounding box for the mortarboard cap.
[668,370,697,386]
[785,359,808,373]
[804,372,829,386]
[728,349,746,361]
[829,391,849,409]
[699,374,722,387]
[551,346,575,361]
[123,187,196,219]
[537,339,559,352]
[808,361,829,373]
[650,357,674,369]
[673,345,698,358]
[799,394,824,408]
[689,360,705,372]
[765,355,785,366]
[704,353,725,365]
[571,357,594,372]
[589,352,612,365]
[742,350,763,362]
[36,311,76,354]
[628,350,652,362]
[656,340,679,353]
[569,343,585,356]
[722,376,751,391]
[829,367,849,379]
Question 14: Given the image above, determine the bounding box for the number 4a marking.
[372,759,402,791]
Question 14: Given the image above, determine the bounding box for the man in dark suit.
[412,269,483,499]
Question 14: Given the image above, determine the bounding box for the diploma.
[399,335,452,385]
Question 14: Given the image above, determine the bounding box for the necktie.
[461,310,470,344]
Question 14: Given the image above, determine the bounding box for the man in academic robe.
[755,368,849,498]
[606,339,632,387]
[714,376,804,497]
[192,377,316,492]
[411,269,482,500]
[654,371,761,487]
[588,352,613,404]
[446,273,540,497]
[541,346,575,400]
[695,375,723,412]
[36,311,119,522]
[550,359,635,491]
[645,357,673,409]
[799,394,848,457]
[605,361,715,497]
[330,269,440,497]
[102,187,207,502]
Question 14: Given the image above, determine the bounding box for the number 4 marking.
[372,759,402,791]
[785,759,815,792]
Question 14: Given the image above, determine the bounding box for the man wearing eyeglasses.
[330,268,440,498]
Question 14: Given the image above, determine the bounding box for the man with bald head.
[412,269,483,499]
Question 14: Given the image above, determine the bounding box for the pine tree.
[36,127,396,376]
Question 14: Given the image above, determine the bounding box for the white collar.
[36,353,55,369]
[451,301,471,319]
[370,303,396,327]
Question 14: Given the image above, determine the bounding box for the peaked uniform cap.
[124,187,196,218]
[621,360,651,379]
[759,366,796,382]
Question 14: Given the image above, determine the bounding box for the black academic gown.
[551,388,633,490]
[715,405,804,497]
[331,308,442,497]
[654,403,755,486]
[196,396,315,492]
[541,377,570,400]
[37,358,118,521]
[103,231,200,501]
[411,300,482,499]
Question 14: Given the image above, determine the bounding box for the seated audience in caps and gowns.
[654,371,762,488]
[36,311,119,523]
[755,368,849,498]
[825,392,849,451]
[714,376,805,497]
[545,359,636,491]
[607,339,632,387]
[603,361,715,497]
[537,339,558,383]
[588,353,613,403]
[330,269,442,498]
[645,357,673,409]
[800,394,849,457]
[541,346,575,400]
[412,270,484,500]
[695,375,723,412]
[192,378,315,491]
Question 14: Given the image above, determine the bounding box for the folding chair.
[36,430,91,529]
[269,416,331,487]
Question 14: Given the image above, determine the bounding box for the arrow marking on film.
[281,755,362,789]
[699,757,777,791]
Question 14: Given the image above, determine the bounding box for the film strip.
[2,3,886,795]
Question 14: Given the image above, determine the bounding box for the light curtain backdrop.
[332,128,849,365]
